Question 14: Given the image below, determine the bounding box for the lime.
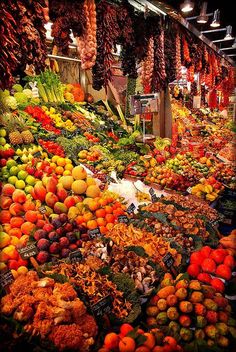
[6,159,17,169]
[25,175,36,186]
[8,176,18,185]
[17,170,28,180]
[0,129,6,137]
[0,137,6,146]
[9,166,19,176]
[15,179,25,189]
[25,185,33,194]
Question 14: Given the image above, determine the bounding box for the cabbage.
[14,92,28,105]
[4,96,18,110]
[22,89,33,99]
[13,84,23,92]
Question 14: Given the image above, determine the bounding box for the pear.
[16,148,23,156]
[21,154,29,163]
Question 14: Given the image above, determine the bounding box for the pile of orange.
[50,156,74,176]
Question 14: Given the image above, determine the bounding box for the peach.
[59,176,74,190]
[72,165,87,180]
[56,184,68,202]
[54,202,68,214]
[36,219,46,228]
[23,200,36,212]
[0,232,11,248]
[21,221,36,235]
[10,236,20,246]
[2,183,15,196]
[45,192,59,208]
[9,202,24,216]
[64,196,76,208]
[0,195,13,209]
[10,217,25,228]
[0,250,9,262]
[71,180,87,194]
[12,189,27,204]
[19,234,29,247]
[2,245,19,260]
[8,228,22,239]
[0,210,11,224]
[25,210,38,223]
[34,181,47,202]
[45,176,58,193]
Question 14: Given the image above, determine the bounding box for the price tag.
[34,151,42,158]
[170,241,179,250]
[149,187,155,196]
[91,295,113,318]
[162,252,175,268]
[151,194,158,203]
[88,228,102,239]
[186,187,192,194]
[210,219,218,228]
[18,243,38,260]
[118,215,129,224]
[39,206,47,214]
[127,203,136,214]
[0,270,14,289]
[69,250,83,263]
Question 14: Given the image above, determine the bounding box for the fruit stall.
[0,1,236,352]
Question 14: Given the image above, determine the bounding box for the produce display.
[0,1,236,351]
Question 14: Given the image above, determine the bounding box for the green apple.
[0,137,6,146]
[18,170,28,180]
[9,166,19,176]
[6,159,17,169]
[25,175,36,186]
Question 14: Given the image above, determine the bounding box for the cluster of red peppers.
[38,139,65,157]
[83,132,100,143]
[25,106,61,135]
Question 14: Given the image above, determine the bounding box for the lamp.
[180,0,194,13]
[197,2,208,24]
[224,25,234,40]
[210,9,220,27]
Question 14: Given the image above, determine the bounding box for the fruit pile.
[191,177,224,202]
[146,273,235,349]
[100,323,182,352]
[187,246,235,293]
[41,106,76,132]
[145,165,187,192]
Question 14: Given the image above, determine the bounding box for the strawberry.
[210,249,227,264]
[187,263,201,278]
[215,264,232,280]
[201,258,216,274]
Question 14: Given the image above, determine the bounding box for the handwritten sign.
[0,270,14,288]
[18,243,38,260]
[88,228,102,239]
[34,151,42,158]
[69,250,83,263]
[118,215,129,224]
[149,188,158,203]
[186,187,192,194]
[91,295,113,318]
[162,252,175,268]
[127,203,136,214]
[39,206,47,214]
[149,188,155,196]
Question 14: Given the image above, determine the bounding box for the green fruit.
[15,179,25,189]
[0,129,6,137]
[8,176,18,185]
[25,175,36,186]
[9,166,19,176]
[17,170,28,180]
[0,137,6,145]
[6,159,17,169]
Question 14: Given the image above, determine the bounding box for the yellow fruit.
[51,155,59,163]
[63,170,71,176]
[0,232,11,248]
[0,262,7,271]
[17,266,28,275]
[199,157,207,164]
[86,177,96,186]
[72,165,87,180]
[59,176,74,190]
[71,180,87,194]
[11,269,18,279]
[65,163,73,171]
[57,157,66,167]
[86,185,101,198]
[206,160,212,167]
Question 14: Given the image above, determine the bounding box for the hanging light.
[224,25,234,40]
[232,38,236,48]
[180,0,194,13]
[197,2,208,24]
[210,9,220,27]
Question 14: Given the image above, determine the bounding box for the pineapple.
[1,112,24,145]
[21,130,34,144]
[9,131,23,145]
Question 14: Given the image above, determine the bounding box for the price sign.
[149,188,155,196]
[39,206,47,214]
[69,250,83,263]
[162,252,175,268]
[186,187,192,194]
[34,151,42,158]
[0,270,14,289]
[151,194,158,203]
[118,215,129,224]
[88,228,102,239]
[127,203,136,214]
[91,295,113,318]
[18,243,38,260]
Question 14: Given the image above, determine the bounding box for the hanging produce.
[176,33,182,81]
[182,37,191,67]
[92,0,119,90]
[49,0,85,54]
[164,21,177,85]
[0,0,47,90]
[76,0,97,70]
[139,36,154,92]
[152,27,166,91]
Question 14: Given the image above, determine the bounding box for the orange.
[143,333,155,349]
[97,218,106,227]
[87,220,98,230]
[120,323,134,337]
[106,223,114,231]
[105,205,113,214]
[104,333,119,350]
[55,166,64,175]
[65,163,73,171]
[57,157,66,167]
[87,200,100,211]
[99,226,107,234]
[119,336,136,352]
[50,162,57,170]
[75,215,85,225]
[83,212,94,222]
[95,208,106,218]
[105,214,115,223]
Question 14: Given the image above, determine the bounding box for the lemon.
[0,128,6,137]
[15,179,25,189]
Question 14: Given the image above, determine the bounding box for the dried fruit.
[190,291,204,303]
[156,312,168,325]
[167,307,179,321]
[179,301,193,313]
[204,325,218,339]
